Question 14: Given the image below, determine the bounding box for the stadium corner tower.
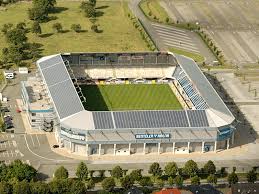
[21,52,235,156]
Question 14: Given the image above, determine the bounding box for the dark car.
[4,116,12,122]
[5,123,13,129]
[53,145,59,148]
[1,107,10,112]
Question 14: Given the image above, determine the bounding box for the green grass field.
[139,0,171,23]
[0,1,148,59]
[169,47,205,63]
[81,84,182,111]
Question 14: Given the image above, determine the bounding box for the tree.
[191,175,200,185]
[80,2,96,18]
[101,177,115,192]
[52,23,62,33]
[164,162,178,177]
[139,176,153,187]
[227,172,239,185]
[28,0,56,22]
[76,162,88,181]
[184,160,199,177]
[49,179,71,194]
[247,169,257,183]
[86,179,95,190]
[30,181,50,194]
[13,180,31,194]
[204,160,216,175]
[70,180,86,194]
[71,24,82,33]
[129,169,142,182]
[110,166,123,179]
[1,23,13,35]
[8,160,37,181]
[31,21,42,35]
[156,179,164,188]
[89,0,96,6]
[120,175,134,190]
[168,176,174,186]
[91,24,98,32]
[6,27,27,46]
[148,162,162,177]
[174,175,183,188]
[28,7,48,22]
[0,181,12,194]
[54,166,68,179]
[207,174,217,185]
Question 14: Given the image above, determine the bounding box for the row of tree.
[0,160,257,194]
[80,0,101,33]
[53,160,258,193]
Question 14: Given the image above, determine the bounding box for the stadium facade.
[21,52,235,156]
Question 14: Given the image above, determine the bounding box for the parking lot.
[163,0,259,65]
[0,133,28,165]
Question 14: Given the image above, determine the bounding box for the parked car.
[4,116,12,123]
[53,145,59,148]
[1,107,10,112]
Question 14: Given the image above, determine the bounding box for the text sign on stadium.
[60,130,85,141]
[135,133,170,139]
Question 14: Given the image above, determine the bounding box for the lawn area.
[139,0,170,23]
[81,84,182,111]
[0,1,148,59]
[169,47,205,63]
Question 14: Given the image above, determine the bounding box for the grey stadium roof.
[92,110,209,129]
[37,55,84,120]
[175,54,233,117]
[36,52,234,130]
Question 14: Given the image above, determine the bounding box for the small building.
[21,76,55,131]
[229,183,259,194]
[19,67,29,74]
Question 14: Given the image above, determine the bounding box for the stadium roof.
[174,54,234,124]
[36,52,234,131]
[37,54,84,120]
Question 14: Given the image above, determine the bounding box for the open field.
[81,84,182,111]
[163,0,259,65]
[0,1,148,59]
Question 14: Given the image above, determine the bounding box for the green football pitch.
[81,84,182,111]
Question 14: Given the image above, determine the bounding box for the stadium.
[21,52,235,156]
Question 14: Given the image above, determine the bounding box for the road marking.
[30,135,35,147]
[3,142,6,148]
[7,141,11,147]
[36,135,41,146]
[24,134,72,162]
[151,23,185,32]
[11,134,14,138]
[12,140,17,147]
[6,151,9,157]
